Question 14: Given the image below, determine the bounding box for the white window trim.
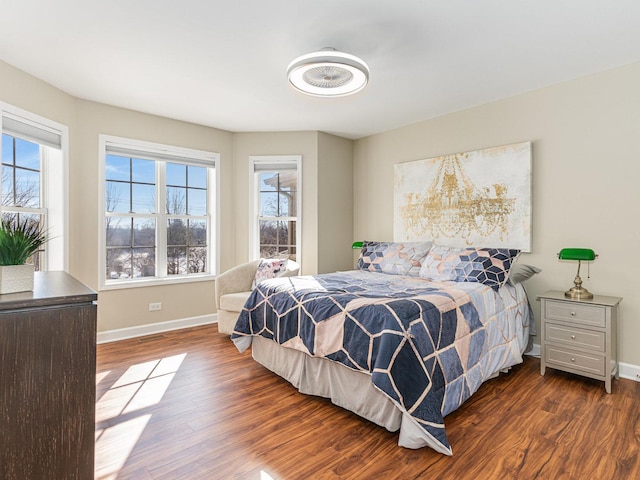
[0,102,69,272]
[99,134,219,291]
[249,155,302,264]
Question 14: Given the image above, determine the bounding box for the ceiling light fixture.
[287,48,369,97]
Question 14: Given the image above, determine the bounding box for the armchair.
[215,259,300,335]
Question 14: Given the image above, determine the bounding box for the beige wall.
[231,131,354,275]
[232,131,319,273]
[317,132,354,273]
[353,62,640,366]
[1,59,354,333]
[0,61,75,126]
[71,101,234,332]
[0,60,236,333]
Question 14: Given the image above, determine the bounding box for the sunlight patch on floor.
[94,353,187,479]
[96,370,111,385]
[95,414,152,480]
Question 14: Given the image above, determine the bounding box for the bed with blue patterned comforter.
[231,270,530,455]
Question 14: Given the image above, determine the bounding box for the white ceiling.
[2,1,640,139]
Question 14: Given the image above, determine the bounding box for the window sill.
[100,273,216,291]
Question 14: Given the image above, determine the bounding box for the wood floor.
[95,323,640,480]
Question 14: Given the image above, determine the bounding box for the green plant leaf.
[0,217,48,266]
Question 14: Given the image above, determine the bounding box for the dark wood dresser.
[0,271,97,480]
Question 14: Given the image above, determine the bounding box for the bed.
[231,244,533,455]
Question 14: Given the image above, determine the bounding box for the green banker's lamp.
[558,248,597,299]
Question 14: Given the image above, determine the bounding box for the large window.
[0,104,67,271]
[100,135,217,287]
[250,156,301,262]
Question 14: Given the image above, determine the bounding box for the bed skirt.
[251,335,451,454]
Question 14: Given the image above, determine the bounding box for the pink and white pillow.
[253,258,289,288]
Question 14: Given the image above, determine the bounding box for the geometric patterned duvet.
[231,270,530,455]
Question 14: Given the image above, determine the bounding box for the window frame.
[0,102,69,272]
[99,135,219,290]
[249,155,302,264]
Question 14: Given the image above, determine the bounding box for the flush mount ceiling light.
[287,48,369,97]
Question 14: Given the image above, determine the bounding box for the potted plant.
[0,216,48,294]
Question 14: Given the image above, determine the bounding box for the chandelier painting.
[394,142,532,251]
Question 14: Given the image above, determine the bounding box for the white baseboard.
[97,314,217,344]
[526,343,541,358]
[619,362,640,382]
[527,342,639,382]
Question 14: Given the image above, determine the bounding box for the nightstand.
[538,290,622,393]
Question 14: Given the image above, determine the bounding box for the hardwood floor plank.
[95,324,640,479]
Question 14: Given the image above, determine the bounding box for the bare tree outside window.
[1,134,44,270]
[258,171,297,260]
[166,163,207,275]
[105,155,158,279]
[104,150,212,282]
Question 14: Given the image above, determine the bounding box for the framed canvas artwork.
[394,141,532,251]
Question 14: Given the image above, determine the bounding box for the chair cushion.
[219,291,252,312]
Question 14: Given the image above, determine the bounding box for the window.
[250,156,301,262]
[0,104,67,271]
[100,135,217,288]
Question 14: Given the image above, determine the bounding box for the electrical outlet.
[149,302,162,312]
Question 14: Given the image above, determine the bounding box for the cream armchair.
[215,259,300,335]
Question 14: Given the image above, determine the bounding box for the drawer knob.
[570,311,576,316]
[571,335,576,339]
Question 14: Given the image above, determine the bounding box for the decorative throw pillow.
[506,264,541,286]
[357,241,433,277]
[419,245,520,291]
[253,258,288,288]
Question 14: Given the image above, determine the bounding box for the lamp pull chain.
[587,261,590,279]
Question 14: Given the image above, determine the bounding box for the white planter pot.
[0,264,35,294]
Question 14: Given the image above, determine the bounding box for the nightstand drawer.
[545,300,606,327]
[545,346,605,376]
[545,323,605,352]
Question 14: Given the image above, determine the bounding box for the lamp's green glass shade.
[352,241,363,249]
[558,248,596,261]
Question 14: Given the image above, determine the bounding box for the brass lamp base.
[565,271,593,299]
[565,285,593,300]
[559,253,597,300]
